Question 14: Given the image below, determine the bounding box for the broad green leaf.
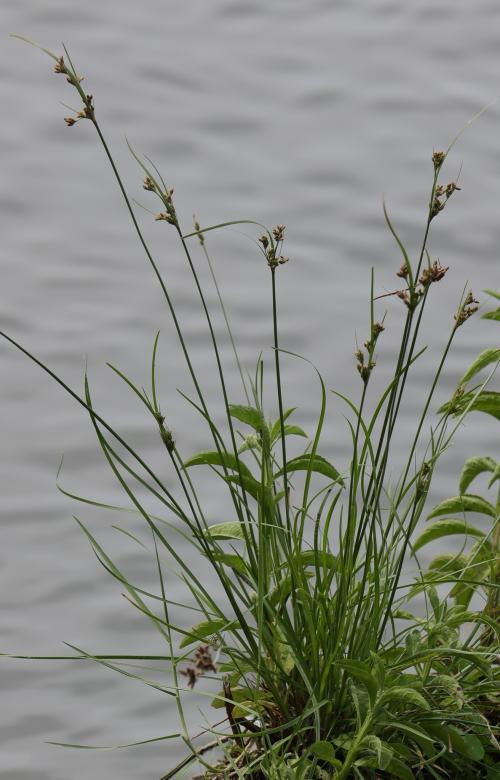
[482,307,500,321]
[428,552,469,575]
[210,552,248,577]
[237,434,260,454]
[308,741,339,766]
[180,617,234,648]
[362,735,393,770]
[377,720,435,751]
[490,461,500,489]
[468,390,500,420]
[379,686,429,710]
[268,424,308,446]
[211,686,271,711]
[338,660,378,703]
[385,758,414,780]
[267,571,312,608]
[224,474,274,509]
[428,494,496,519]
[484,288,500,300]
[203,522,245,540]
[428,674,463,704]
[228,404,263,430]
[442,390,500,421]
[458,348,500,386]
[413,518,485,552]
[424,723,484,761]
[297,550,337,570]
[281,424,308,439]
[270,407,297,441]
[275,454,343,484]
[232,701,261,718]
[184,450,252,479]
[450,557,489,607]
[459,456,497,494]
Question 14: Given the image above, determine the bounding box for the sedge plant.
[2,38,499,779]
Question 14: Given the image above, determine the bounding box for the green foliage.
[3,39,499,780]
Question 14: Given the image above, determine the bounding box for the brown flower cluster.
[396,259,449,310]
[355,321,384,383]
[454,291,479,328]
[430,181,461,220]
[259,225,289,270]
[154,187,177,226]
[180,645,217,689]
[54,55,94,127]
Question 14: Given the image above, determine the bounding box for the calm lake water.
[1,2,499,777]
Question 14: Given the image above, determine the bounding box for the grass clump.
[2,38,499,779]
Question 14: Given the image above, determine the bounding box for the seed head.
[445,182,461,198]
[180,667,200,689]
[193,217,205,246]
[64,116,77,127]
[357,360,375,384]
[53,56,67,75]
[259,234,269,249]
[432,151,445,170]
[272,224,285,242]
[143,176,155,192]
[419,260,449,287]
[454,291,479,327]
[159,425,176,453]
[155,211,177,225]
[194,645,216,673]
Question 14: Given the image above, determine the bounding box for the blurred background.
[1,1,499,777]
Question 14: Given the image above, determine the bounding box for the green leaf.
[224,473,270,507]
[428,552,469,575]
[180,617,234,648]
[362,735,393,770]
[229,404,263,430]
[270,407,297,441]
[385,758,414,780]
[203,522,245,540]
[46,733,180,749]
[413,518,485,552]
[308,740,339,766]
[482,307,500,321]
[428,494,496,520]
[267,571,312,608]
[275,454,343,484]
[211,686,270,711]
[424,723,484,761]
[268,423,309,447]
[210,552,248,576]
[468,390,500,420]
[281,424,308,439]
[369,651,386,690]
[484,288,500,300]
[459,456,497,494]
[447,390,500,421]
[458,348,500,386]
[338,660,378,703]
[232,701,261,719]
[297,550,337,570]
[379,686,430,710]
[184,450,252,479]
[377,720,435,751]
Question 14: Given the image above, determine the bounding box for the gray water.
[1,2,499,777]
